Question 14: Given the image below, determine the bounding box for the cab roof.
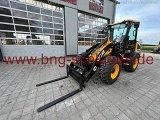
[108,19,139,26]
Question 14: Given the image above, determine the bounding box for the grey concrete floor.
[0,53,160,120]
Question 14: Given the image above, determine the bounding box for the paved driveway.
[0,53,160,120]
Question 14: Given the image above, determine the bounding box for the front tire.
[99,56,121,85]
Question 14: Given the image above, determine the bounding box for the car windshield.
[106,23,128,42]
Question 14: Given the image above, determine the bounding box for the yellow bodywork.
[153,41,160,52]
[89,37,112,62]
[157,41,160,48]
[89,40,141,62]
[135,42,141,55]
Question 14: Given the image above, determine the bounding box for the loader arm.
[89,37,113,62]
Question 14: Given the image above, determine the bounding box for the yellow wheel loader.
[153,41,160,53]
[36,20,141,112]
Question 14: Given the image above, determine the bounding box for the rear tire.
[99,56,121,85]
[124,55,139,72]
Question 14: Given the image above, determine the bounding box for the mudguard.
[124,51,140,64]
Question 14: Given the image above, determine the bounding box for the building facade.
[0,0,117,58]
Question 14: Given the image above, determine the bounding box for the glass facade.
[78,12,108,46]
[0,0,64,45]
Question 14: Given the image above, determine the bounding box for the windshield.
[106,23,128,42]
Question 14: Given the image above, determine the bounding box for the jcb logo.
[97,50,105,61]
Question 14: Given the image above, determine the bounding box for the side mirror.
[93,40,97,43]
[134,22,140,28]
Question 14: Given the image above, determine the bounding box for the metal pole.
[0,40,3,61]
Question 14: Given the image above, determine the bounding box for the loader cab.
[125,22,139,51]
[106,20,140,54]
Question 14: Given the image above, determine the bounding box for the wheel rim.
[111,64,119,79]
[133,58,138,69]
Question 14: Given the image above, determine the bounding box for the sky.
[115,0,160,45]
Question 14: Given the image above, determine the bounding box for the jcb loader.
[153,41,160,53]
[36,20,141,112]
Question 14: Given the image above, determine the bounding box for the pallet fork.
[36,62,95,112]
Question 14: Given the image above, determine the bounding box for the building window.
[30,27,42,33]
[53,17,63,24]
[54,24,63,29]
[41,8,52,16]
[78,12,108,46]
[53,11,63,18]
[0,7,12,16]
[27,5,40,13]
[55,35,63,40]
[43,22,53,28]
[0,16,13,23]
[14,18,28,25]
[29,20,42,27]
[12,10,28,18]
[42,15,52,22]
[0,24,14,31]
[10,1,26,10]
[43,28,53,34]
[0,31,16,45]
[15,33,30,45]
[28,13,41,20]
[54,30,63,35]
[0,0,64,45]
[0,0,10,7]
[15,25,30,32]
[55,41,64,45]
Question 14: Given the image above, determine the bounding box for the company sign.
[89,0,104,14]
[61,0,77,5]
